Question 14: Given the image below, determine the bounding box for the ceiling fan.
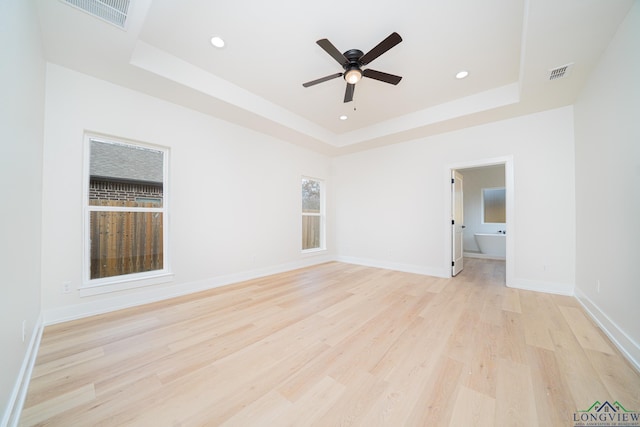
[302,32,403,103]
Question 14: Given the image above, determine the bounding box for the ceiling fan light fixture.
[344,67,362,84]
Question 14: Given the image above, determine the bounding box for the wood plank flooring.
[20,260,640,426]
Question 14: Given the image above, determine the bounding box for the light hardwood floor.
[20,260,640,426]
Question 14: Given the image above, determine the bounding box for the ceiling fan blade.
[362,69,402,85]
[359,32,402,66]
[316,39,349,67]
[344,83,355,103]
[302,72,343,87]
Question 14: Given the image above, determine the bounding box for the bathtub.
[474,233,506,258]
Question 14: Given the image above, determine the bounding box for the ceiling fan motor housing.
[343,49,364,66]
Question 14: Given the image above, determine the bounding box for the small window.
[302,177,325,251]
[482,187,506,223]
[85,136,169,285]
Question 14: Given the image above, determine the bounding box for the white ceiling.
[35,0,633,155]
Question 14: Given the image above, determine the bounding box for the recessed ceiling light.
[210,36,225,48]
[456,70,469,79]
[339,115,348,121]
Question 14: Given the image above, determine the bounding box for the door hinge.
[452,219,455,225]
[452,261,455,267]
[451,178,455,184]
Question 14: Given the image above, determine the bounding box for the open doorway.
[446,157,513,285]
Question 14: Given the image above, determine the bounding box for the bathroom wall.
[459,165,506,253]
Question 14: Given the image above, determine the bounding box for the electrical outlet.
[62,281,72,294]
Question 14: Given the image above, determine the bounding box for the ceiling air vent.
[61,0,131,29]
[548,63,574,81]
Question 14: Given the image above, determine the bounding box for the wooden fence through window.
[89,200,163,279]
[302,216,321,250]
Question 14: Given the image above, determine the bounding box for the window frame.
[301,176,326,253]
[81,134,172,296]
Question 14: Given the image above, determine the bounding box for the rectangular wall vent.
[548,63,574,81]
[61,0,131,29]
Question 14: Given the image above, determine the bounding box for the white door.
[452,170,464,276]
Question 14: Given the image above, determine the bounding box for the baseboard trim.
[43,255,333,326]
[335,256,448,278]
[575,288,640,373]
[2,314,44,427]
[509,277,574,296]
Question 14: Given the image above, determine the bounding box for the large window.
[84,136,169,286]
[302,177,324,251]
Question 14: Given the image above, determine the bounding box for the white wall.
[0,0,45,423]
[40,64,333,322]
[333,106,576,294]
[459,165,506,253]
[574,2,640,367]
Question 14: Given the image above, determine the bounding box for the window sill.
[302,248,327,256]
[79,272,174,297]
